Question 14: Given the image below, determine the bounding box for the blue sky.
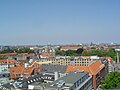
[0,0,120,45]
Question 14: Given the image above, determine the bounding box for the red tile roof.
[10,65,34,79]
[28,53,35,57]
[41,52,54,57]
[17,60,28,63]
[81,56,91,59]
[0,53,17,56]
[18,53,28,55]
[61,46,81,50]
[66,61,105,75]
[0,59,17,64]
[89,61,105,75]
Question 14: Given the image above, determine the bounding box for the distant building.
[113,63,120,72]
[0,59,16,85]
[39,56,95,66]
[9,61,42,79]
[0,59,17,77]
[15,53,28,60]
[9,66,34,79]
[40,52,54,59]
[39,56,103,66]
[0,59,17,70]
[60,46,81,51]
[0,53,17,59]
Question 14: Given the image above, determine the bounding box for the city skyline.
[0,0,120,45]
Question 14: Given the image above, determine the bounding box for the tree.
[55,50,80,56]
[55,50,66,56]
[56,48,119,61]
[76,48,84,54]
[17,48,34,53]
[81,48,117,61]
[81,50,89,56]
[0,48,34,54]
[101,72,120,89]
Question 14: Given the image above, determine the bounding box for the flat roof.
[57,72,87,84]
[47,71,88,88]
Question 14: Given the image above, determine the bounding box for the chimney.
[117,52,119,63]
[24,63,29,68]
[54,72,59,81]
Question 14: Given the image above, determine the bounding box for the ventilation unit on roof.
[75,70,84,73]
[54,72,59,81]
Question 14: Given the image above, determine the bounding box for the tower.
[115,49,120,63]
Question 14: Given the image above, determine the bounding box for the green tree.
[55,50,80,56]
[101,72,120,89]
[17,48,34,53]
[81,48,117,61]
[81,50,89,56]
[55,50,66,56]
[0,48,34,54]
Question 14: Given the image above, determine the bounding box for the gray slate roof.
[41,64,67,73]
[52,72,88,85]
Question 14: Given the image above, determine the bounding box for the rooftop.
[57,72,87,84]
[46,71,88,89]
[0,59,17,64]
[40,52,54,58]
[9,65,34,79]
[0,53,17,56]
[66,61,105,75]
[41,64,67,73]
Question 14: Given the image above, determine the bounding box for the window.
[28,81,30,83]
[77,80,79,87]
[79,79,81,84]
[31,80,33,82]
[16,73,21,77]
[24,73,28,77]
[74,83,77,88]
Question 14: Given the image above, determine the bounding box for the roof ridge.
[88,66,93,74]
